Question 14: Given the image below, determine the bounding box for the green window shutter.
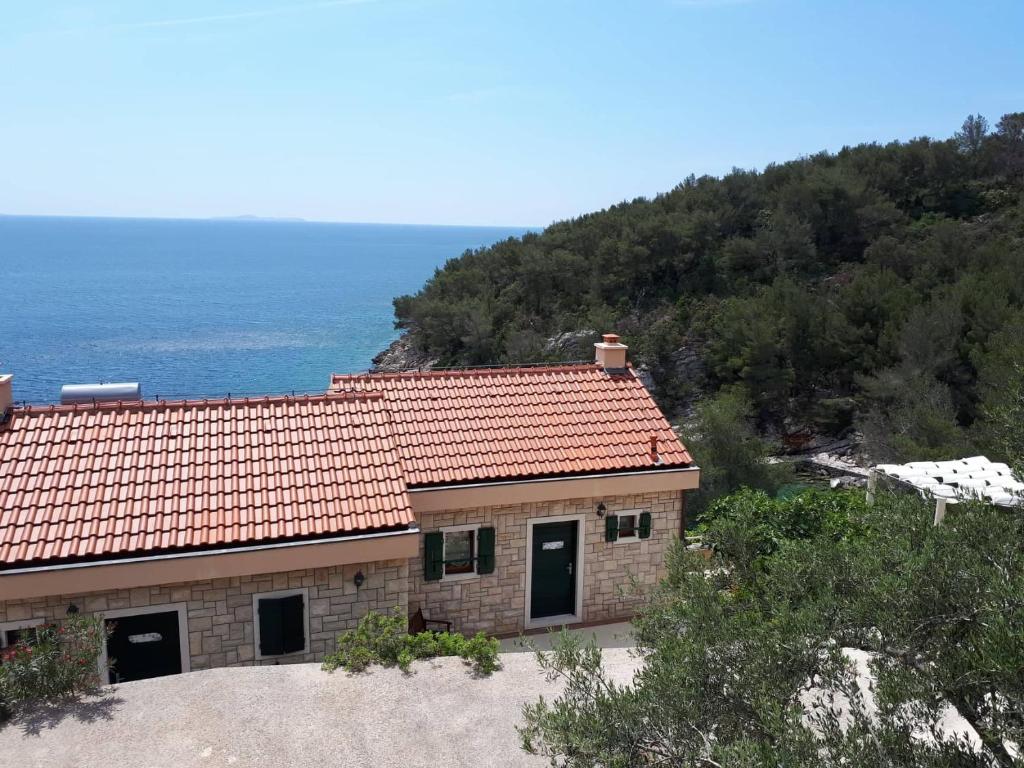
[279,594,305,654]
[477,527,496,574]
[258,598,284,656]
[638,512,652,539]
[605,514,619,542]
[424,532,444,581]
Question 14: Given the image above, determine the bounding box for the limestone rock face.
[634,365,656,392]
[371,334,437,372]
[830,475,867,490]
[669,339,707,386]
[543,329,599,360]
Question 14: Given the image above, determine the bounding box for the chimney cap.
[595,333,628,370]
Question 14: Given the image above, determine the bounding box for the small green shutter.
[258,597,284,656]
[638,512,652,539]
[605,514,619,542]
[477,527,496,574]
[424,532,444,581]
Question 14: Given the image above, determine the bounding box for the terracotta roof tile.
[329,364,692,487]
[0,393,414,569]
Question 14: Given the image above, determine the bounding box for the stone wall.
[0,559,408,672]
[1,490,683,677]
[409,491,682,636]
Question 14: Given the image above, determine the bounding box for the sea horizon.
[2,215,531,405]
[0,211,543,231]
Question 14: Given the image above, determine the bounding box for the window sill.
[440,570,481,583]
[611,536,644,545]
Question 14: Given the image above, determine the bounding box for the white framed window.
[0,618,42,650]
[617,514,638,540]
[608,509,651,544]
[253,588,310,660]
[441,524,481,581]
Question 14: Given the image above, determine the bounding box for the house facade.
[0,336,699,682]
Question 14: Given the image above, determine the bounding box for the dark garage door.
[106,610,183,684]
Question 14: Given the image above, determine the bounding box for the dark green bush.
[322,609,501,676]
[521,491,1024,766]
[685,388,792,516]
[698,487,868,568]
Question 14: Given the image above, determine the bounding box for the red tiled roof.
[329,364,692,487]
[0,393,414,569]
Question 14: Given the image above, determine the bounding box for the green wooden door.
[530,521,578,620]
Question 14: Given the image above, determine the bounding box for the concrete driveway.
[1,623,637,768]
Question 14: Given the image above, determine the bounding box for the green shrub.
[460,632,502,675]
[322,609,501,676]
[698,487,868,569]
[0,614,108,720]
[521,492,1024,766]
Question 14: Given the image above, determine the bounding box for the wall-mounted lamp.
[353,570,365,588]
[595,502,606,518]
[66,603,79,615]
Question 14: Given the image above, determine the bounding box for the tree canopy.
[519,489,1024,767]
[393,113,1024,463]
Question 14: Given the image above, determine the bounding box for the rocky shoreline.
[371,334,437,372]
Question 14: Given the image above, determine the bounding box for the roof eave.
[406,462,695,492]
[0,522,417,575]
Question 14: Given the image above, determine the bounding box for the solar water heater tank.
[60,382,142,405]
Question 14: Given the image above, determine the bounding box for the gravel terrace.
[0,623,638,768]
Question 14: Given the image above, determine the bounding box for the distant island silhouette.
[210,215,308,223]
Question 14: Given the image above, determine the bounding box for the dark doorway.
[530,520,578,620]
[106,610,183,684]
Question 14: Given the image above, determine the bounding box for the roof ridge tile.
[10,390,386,419]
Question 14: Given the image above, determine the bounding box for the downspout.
[679,489,688,544]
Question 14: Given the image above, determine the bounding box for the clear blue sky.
[2,1,1022,227]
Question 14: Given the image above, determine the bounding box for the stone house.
[0,335,699,682]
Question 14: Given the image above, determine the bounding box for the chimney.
[594,333,627,371]
[0,374,12,420]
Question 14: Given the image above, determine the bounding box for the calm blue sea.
[1,216,529,404]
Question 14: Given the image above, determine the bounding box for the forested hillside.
[390,114,1024,465]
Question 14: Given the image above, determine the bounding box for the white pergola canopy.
[868,456,1024,523]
